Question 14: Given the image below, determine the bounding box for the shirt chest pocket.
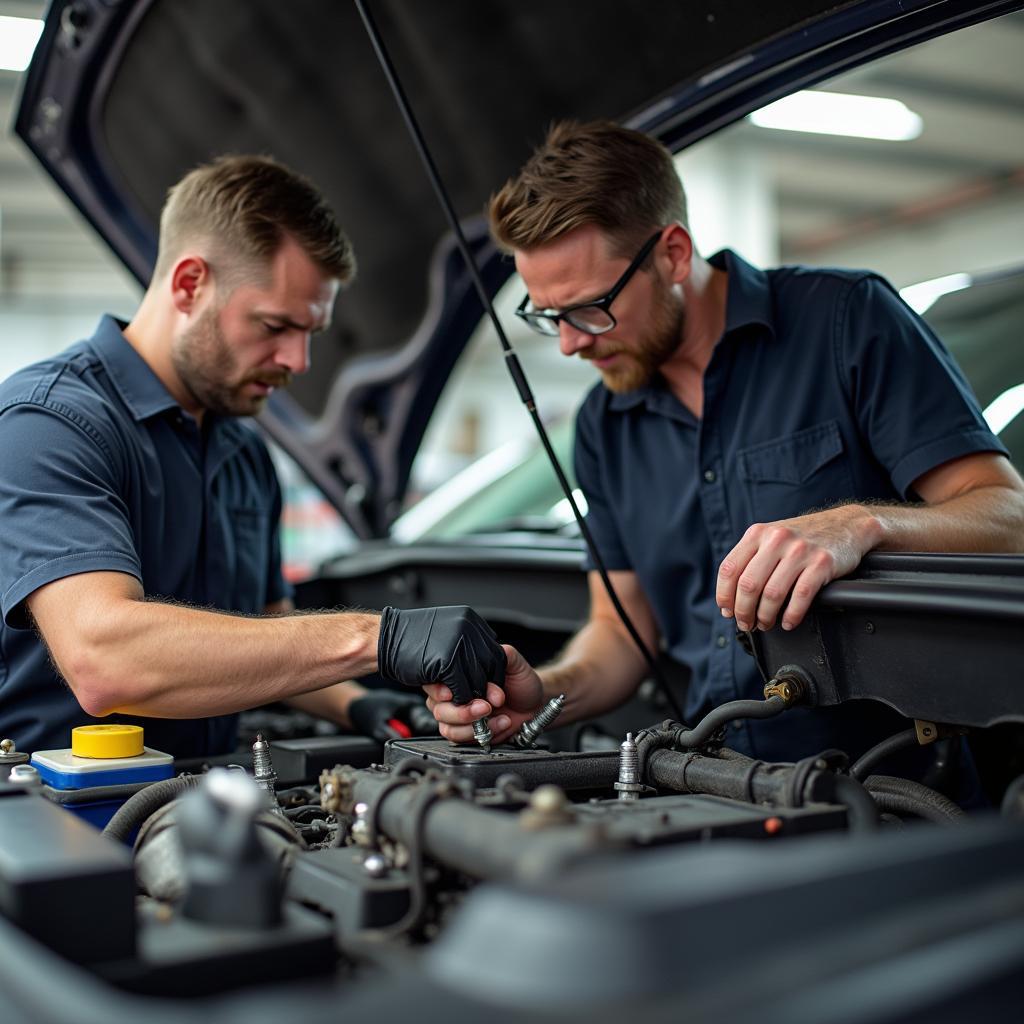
[226,506,270,612]
[736,420,854,523]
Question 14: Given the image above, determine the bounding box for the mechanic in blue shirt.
[425,120,1024,764]
[0,156,504,758]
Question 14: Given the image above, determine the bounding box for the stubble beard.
[587,284,685,394]
[171,307,286,418]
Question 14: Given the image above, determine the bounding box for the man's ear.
[169,255,211,314]
[661,223,694,285]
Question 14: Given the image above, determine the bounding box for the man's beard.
[171,307,290,418]
[582,284,684,393]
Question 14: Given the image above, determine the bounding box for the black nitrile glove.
[377,605,507,705]
[348,690,440,743]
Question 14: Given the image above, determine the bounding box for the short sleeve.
[573,396,632,572]
[839,276,1007,497]
[0,403,142,629]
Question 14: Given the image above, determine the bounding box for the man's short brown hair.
[153,155,355,287]
[489,120,688,257]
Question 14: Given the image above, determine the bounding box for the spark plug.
[512,694,567,749]
[251,733,285,815]
[472,717,493,754]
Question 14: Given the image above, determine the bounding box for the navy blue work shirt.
[0,316,292,757]
[574,250,1007,763]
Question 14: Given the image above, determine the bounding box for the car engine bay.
[1,554,1022,1023]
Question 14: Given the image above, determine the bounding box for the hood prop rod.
[354,0,682,721]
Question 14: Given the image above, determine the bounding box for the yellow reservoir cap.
[71,724,145,759]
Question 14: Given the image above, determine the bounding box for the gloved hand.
[377,605,507,705]
[348,690,440,743]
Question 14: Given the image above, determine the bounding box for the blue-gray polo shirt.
[574,250,1007,763]
[0,316,292,758]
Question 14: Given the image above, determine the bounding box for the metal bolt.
[529,784,568,815]
[613,732,644,801]
[363,852,389,878]
[512,694,567,749]
[865,621,875,634]
[351,818,370,845]
[520,783,574,829]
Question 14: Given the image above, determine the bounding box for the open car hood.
[14,0,1009,536]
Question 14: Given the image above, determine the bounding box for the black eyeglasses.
[515,230,663,337]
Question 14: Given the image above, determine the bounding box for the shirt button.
[716,635,728,648]
[704,469,716,483]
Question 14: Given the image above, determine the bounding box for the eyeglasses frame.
[514,229,664,337]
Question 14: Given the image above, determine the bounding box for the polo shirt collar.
[607,248,775,412]
[90,315,182,421]
[710,248,775,340]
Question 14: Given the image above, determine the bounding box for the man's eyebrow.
[255,311,327,333]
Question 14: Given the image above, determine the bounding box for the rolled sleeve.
[838,277,1007,498]
[574,400,632,572]
[0,403,142,629]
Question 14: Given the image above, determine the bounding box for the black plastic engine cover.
[749,553,1024,728]
[385,736,619,790]
[0,792,135,965]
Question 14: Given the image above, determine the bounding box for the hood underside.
[19,0,998,534]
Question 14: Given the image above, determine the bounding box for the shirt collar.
[607,248,775,412]
[709,247,775,340]
[89,315,183,421]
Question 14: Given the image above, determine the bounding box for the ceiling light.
[749,91,923,141]
[899,273,972,315]
[0,16,43,73]
[984,384,1024,436]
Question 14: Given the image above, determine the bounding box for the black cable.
[102,774,201,843]
[359,779,449,941]
[863,774,966,824]
[832,775,881,832]
[353,0,682,722]
[673,695,787,749]
[849,728,919,781]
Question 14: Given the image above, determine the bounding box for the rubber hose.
[864,773,965,824]
[674,696,786,749]
[102,774,202,843]
[832,774,880,832]
[850,728,919,781]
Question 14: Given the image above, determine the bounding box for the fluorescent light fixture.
[0,16,43,72]
[749,91,923,141]
[899,273,972,315]
[984,383,1024,436]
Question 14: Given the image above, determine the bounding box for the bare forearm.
[69,599,379,719]
[285,681,368,730]
[538,620,647,723]
[868,484,1024,553]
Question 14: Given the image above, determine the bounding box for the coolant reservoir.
[30,725,173,829]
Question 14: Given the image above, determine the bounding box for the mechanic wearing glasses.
[425,120,1024,764]
[0,155,504,758]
